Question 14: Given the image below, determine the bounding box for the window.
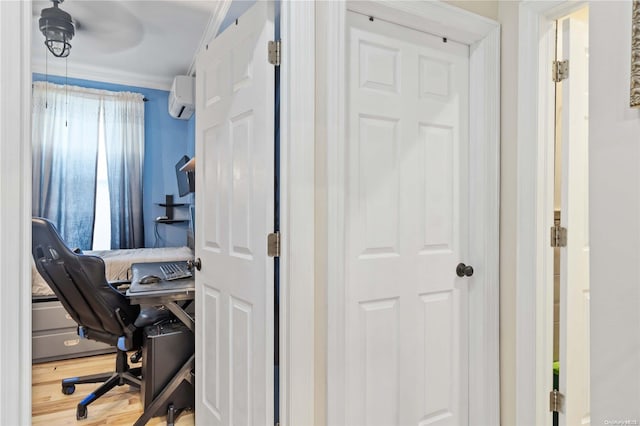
[32,81,145,250]
[92,113,111,250]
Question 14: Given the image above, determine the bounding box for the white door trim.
[279,2,316,426]
[515,3,556,424]
[319,1,500,424]
[0,1,33,424]
[514,1,586,424]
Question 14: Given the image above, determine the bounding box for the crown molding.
[186,0,233,77]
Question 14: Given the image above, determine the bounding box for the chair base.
[61,349,141,420]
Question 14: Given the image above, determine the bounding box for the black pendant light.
[39,0,75,58]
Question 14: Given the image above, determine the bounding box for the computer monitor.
[175,155,195,197]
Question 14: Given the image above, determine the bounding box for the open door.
[558,8,590,426]
[194,2,275,424]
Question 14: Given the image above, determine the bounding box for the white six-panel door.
[194,2,274,425]
[345,11,470,425]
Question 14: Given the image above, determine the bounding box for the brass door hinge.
[267,232,281,257]
[549,389,565,413]
[268,40,281,66]
[553,60,569,82]
[551,225,567,247]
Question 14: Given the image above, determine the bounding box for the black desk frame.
[127,272,195,426]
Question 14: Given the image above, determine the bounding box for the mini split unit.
[168,76,195,120]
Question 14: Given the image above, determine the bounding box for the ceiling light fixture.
[39,0,75,58]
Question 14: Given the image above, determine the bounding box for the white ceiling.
[31,0,222,90]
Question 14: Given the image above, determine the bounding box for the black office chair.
[31,217,170,420]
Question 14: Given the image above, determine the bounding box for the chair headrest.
[32,217,78,261]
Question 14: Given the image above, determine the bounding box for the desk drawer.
[32,300,76,332]
[32,330,114,363]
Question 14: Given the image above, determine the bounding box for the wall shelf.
[155,198,188,220]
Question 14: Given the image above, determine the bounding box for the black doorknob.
[187,258,202,271]
[456,263,474,277]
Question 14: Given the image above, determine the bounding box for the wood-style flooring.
[32,353,194,425]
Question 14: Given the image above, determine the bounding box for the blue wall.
[33,74,195,248]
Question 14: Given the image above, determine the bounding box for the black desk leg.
[166,301,195,332]
[167,404,176,426]
[133,355,195,426]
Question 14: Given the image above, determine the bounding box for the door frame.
[278,2,316,425]
[0,1,33,424]
[513,1,586,424]
[317,1,500,424]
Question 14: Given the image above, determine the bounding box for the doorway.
[551,6,590,426]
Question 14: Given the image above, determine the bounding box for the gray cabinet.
[32,299,114,363]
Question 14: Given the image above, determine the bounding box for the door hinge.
[553,60,569,82]
[549,389,565,413]
[268,40,281,66]
[267,231,281,257]
[550,224,567,247]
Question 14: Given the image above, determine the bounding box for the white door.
[344,11,469,425]
[559,10,590,426]
[194,2,274,424]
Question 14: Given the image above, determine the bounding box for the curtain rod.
[33,81,149,102]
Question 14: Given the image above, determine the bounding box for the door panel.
[195,2,274,424]
[345,12,469,425]
[559,10,590,426]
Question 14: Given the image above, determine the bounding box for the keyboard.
[159,262,193,281]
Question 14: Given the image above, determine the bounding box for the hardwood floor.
[32,353,194,425]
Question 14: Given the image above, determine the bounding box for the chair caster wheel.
[76,405,87,420]
[61,384,75,395]
[130,350,142,364]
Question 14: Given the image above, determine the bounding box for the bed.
[32,246,194,363]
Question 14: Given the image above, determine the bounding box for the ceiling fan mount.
[39,0,75,58]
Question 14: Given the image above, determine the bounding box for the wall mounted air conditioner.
[168,76,195,120]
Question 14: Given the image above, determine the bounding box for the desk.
[127,262,195,426]
[128,262,195,332]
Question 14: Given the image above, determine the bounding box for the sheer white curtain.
[32,82,145,249]
[32,82,101,250]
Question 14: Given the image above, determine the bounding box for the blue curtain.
[32,82,145,250]
[103,92,145,249]
[32,82,101,250]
